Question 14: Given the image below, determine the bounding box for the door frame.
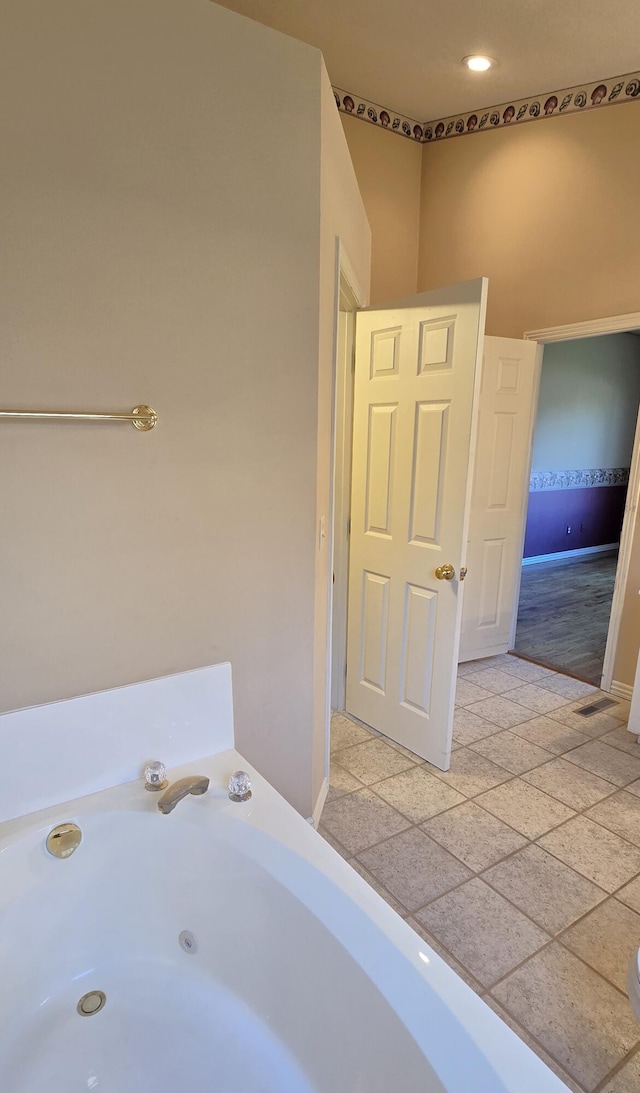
[517,310,640,694]
[506,343,544,650]
[328,240,365,719]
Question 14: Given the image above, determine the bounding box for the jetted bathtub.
[0,667,569,1091]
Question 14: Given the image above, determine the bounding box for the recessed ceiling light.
[463,55,494,72]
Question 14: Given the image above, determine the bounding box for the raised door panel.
[365,405,397,537]
[360,571,390,693]
[400,583,438,715]
[477,538,505,628]
[418,317,456,372]
[409,402,450,546]
[460,337,540,662]
[370,327,401,378]
[487,411,516,510]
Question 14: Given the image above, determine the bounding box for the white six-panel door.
[345,280,488,769]
[459,336,540,661]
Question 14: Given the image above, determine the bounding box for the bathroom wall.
[418,102,640,339]
[313,74,371,808]
[341,114,421,303]
[0,0,369,816]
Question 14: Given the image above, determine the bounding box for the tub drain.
[77,990,106,1017]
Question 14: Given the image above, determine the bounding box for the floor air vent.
[575,697,618,717]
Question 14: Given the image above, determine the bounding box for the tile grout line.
[329,731,636,861]
[554,908,640,1001]
[440,749,628,811]
[354,792,640,1076]
[456,683,628,726]
[326,772,640,1073]
[533,802,640,860]
[483,972,592,1091]
[326,687,639,1090]
[329,744,635,865]
[328,713,640,898]
[330,738,640,1002]
[481,995,590,1093]
[465,734,558,766]
[591,1042,640,1093]
[486,934,639,1093]
[416,887,638,1089]
[375,781,640,1003]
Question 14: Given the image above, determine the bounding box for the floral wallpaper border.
[529,468,630,492]
[334,70,640,143]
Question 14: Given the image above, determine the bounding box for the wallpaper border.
[334,70,640,143]
[529,468,630,492]
[333,87,424,141]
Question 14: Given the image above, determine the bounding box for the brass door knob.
[435,563,456,581]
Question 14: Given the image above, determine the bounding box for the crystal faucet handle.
[228,770,252,802]
[144,760,168,791]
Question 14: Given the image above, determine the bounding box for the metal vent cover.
[574,697,618,717]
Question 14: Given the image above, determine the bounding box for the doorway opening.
[513,329,640,688]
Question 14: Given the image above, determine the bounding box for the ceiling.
[215,0,640,121]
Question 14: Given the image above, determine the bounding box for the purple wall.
[523,484,627,558]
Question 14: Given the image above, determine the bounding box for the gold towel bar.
[0,404,157,431]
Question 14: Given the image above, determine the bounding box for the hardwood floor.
[513,552,618,684]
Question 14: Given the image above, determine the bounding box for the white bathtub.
[0,668,569,1091]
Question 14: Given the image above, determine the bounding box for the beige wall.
[341,114,421,303]
[1,0,369,817]
[418,103,640,337]
[313,73,371,808]
[418,103,640,688]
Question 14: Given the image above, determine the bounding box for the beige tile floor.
[319,653,640,1093]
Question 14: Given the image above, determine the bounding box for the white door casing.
[460,337,541,662]
[345,280,488,768]
[331,305,356,710]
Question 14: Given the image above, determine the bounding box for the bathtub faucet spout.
[157,775,210,814]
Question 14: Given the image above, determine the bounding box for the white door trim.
[508,343,543,648]
[329,239,364,720]
[602,402,640,691]
[524,312,640,343]
[330,304,355,712]
[521,311,640,691]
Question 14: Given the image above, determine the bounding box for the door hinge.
[351,345,356,373]
[347,517,351,536]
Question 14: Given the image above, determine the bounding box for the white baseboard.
[610,680,634,701]
[309,776,329,828]
[522,543,619,567]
